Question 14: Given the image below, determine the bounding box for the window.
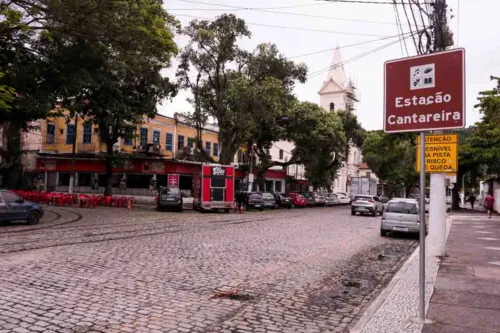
[82,123,92,144]
[153,130,160,145]
[329,102,335,111]
[66,124,75,144]
[1,191,22,204]
[213,143,219,157]
[386,202,418,214]
[188,137,195,148]
[275,181,282,193]
[46,123,55,144]
[205,142,211,155]
[177,135,185,150]
[140,128,148,146]
[165,133,173,151]
[124,128,133,146]
[279,149,284,160]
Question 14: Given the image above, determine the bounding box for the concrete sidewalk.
[422,213,500,333]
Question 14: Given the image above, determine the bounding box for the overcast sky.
[159,0,499,131]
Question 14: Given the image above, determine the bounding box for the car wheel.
[372,209,377,217]
[0,220,10,225]
[288,205,292,209]
[291,204,295,209]
[351,209,356,216]
[224,208,230,213]
[178,206,183,213]
[260,207,264,211]
[27,211,40,225]
[380,229,388,237]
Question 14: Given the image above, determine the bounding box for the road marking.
[473,226,487,229]
[478,238,500,241]
[489,262,500,266]
[475,231,493,234]
[484,247,500,251]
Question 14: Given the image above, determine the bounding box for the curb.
[349,246,420,333]
[350,216,453,333]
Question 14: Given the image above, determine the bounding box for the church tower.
[318,47,360,194]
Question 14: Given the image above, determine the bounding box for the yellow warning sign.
[416,134,458,173]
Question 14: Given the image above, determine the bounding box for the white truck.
[350,176,377,199]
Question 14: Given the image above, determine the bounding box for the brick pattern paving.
[0,206,416,333]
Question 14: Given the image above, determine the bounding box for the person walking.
[484,193,495,219]
[469,193,476,210]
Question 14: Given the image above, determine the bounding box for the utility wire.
[307,32,416,79]
[318,0,431,4]
[393,1,409,56]
[288,30,414,59]
[175,14,391,37]
[171,0,332,10]
[169,0,423,27]
[400,0,419,52]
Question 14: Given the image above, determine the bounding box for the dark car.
[302,192,318,206]
[261,192,277,209]
[0,190,44,225]
[157,187,183,212]
[245,192,264,211]
[274,193,293,209]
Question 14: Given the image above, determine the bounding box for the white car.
[351,195,384,216]
[335,193,351,205]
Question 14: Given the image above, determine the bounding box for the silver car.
[351,195,384,216]
[380,198,425,236]
[325,193,339,206]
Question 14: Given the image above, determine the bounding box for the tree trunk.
[218,130,237,165]
[104,140,113,197]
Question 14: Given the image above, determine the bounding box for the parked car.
[261,192,277,209]
[351,195,384,216]
[302,192,321,206]
[325,193,339,206]
[289,193,307,208]
[315,192,326,206]
[274,193,293,209]
[0,190,44,225]
[335,193,351,205]
[246,192,264,211]
[157,186,183,212]
[381,198,426,237]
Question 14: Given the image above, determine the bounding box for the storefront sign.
[211,166,226,176]
[168,174,179,188]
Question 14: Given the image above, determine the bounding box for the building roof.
[359,162,369,169]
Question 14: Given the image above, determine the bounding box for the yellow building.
[40,113,220,160]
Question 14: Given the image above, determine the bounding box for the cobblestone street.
[0,206,417,333]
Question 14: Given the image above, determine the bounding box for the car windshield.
[249,194,261,199]
[297,194,305,199]
[326,194,336,198]
[386,202,418,214]
[355,196,372,201]
[262,193,273,198]
[160,187,179,195]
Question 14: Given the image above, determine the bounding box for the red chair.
[78,194,89,208]
[104,196,112,206]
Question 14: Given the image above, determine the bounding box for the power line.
[318,0,431,4]
[175,14,391,37]
[393,1,408,56]
[168,0,423,27]
[400,0,419,52]
[170,0,332,10]
[288,30,414,59]
[307,32,416,79]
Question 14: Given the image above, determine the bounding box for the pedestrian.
[469,193,476,210]
[484,193,495,219]
[235,191,245,214]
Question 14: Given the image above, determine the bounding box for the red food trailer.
[193,164,235,212]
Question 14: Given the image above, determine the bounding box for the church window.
[329,102,335,111]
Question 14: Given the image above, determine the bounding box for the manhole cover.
[209,289,253,301]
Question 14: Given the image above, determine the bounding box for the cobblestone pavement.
[0,206,417,333]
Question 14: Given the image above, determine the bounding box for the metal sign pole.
[419,131,426,320]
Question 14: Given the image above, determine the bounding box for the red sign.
[168,174,179,188]
[384,49,465,133]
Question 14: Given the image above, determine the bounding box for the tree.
[176,14,251,164]
[362,131,419,196]
[36,0,178,196]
